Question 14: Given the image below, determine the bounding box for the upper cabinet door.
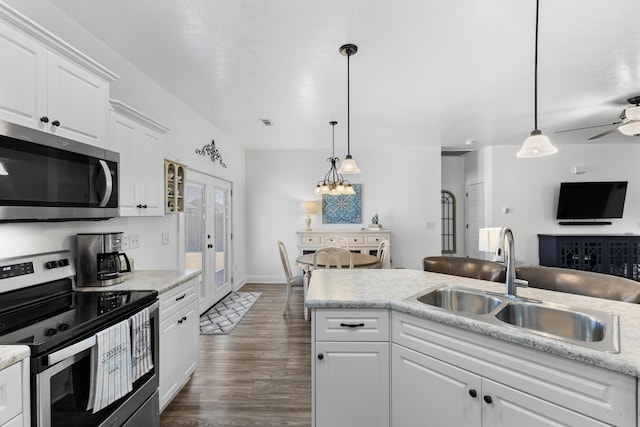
[46,52,109,148]
[0,23,47,128]
[0,4,118,149]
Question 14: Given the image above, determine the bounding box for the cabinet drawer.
[347,235,364,245]
[0,362,22,426]
[160,279,197,321]
[366,235,387,244]
[315,309,389,341]
[301,236,321,245]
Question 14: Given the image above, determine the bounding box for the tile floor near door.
[160,283,312,426]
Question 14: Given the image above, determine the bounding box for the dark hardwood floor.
[160,283,311,427]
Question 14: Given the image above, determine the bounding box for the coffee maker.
[76,232,131,287]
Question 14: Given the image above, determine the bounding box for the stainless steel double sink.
[406,284,620,353]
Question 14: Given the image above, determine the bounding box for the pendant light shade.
[517,130,558,158]
[517,0,558,158]
[338,155,360,174]
[338,43,361,174]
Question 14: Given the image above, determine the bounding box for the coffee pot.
[77,232,131,287]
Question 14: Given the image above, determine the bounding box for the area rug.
[200,292,262,335]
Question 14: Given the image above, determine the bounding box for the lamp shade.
[478,227,503,253]
[300,201,317,215]
[516,130,558,158]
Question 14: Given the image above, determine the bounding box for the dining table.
[295,251,379,320]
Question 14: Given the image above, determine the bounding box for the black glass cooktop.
[0,278,157,355]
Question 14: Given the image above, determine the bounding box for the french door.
[184,169,232,313]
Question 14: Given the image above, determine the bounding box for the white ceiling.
[50,0,640,151]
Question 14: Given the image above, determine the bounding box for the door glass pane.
[214,187,228,288]
[185,182,205,297]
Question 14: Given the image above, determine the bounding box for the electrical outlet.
[130,234,140,249]
[121,234,130,250]
[162,232,170,245]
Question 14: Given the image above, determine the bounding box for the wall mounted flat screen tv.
[556,181,628,220]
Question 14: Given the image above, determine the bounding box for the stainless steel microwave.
[0,119,119,222]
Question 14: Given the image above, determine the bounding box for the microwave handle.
[97,159,113,207]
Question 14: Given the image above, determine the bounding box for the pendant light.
[516,0,558,158]
[314,121,356,195]
[338,43,361,174]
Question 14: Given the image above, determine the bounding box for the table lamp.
[478,227,504,262]
[300,201,318,231]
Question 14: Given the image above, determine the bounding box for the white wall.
[479,143,640,265]
[441,156,466,256]
[0,1,248,284]
[246,147,442,282]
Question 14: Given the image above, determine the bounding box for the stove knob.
[45,328,58,337]
[45,261,58,269]
[58,323,70,331]
[58,259,70,267]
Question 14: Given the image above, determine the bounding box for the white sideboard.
[296,229,391,256]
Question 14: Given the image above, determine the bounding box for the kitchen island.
[306,268,640,427]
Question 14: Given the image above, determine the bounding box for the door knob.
[40,116,49,123]
[317,354,324,360]
[207,244,213,249]
[468,389,477,398]
[483,395,493,404]
[52,120,60,127]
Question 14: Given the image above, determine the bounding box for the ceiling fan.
[555,96,640,140]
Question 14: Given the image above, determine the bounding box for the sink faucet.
[497,227,526,298]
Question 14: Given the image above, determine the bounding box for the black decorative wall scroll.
[196,139,227,168]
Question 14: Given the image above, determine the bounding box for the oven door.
[34,301,159,427]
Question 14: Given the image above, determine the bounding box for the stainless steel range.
[0,251,159,427]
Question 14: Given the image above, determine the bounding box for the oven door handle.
[47,335,96,366]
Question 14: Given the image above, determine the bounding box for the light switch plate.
[162,232,170,245]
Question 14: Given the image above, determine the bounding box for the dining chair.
[313,247,354,269]
[278,241,304,315]
[376,239,391,269]
[329,235,350,249]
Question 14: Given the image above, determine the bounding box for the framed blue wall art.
[322,184,362,224]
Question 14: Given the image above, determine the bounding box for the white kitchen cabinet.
[110,100,169,217]
[159,278,200,412]
[0,358,29,427]
[312,309,389,427]
[392,343,610,427]
[0,6,117,147]
[392,311,635,427]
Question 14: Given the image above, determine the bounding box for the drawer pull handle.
[178,315,188,325]
[175,293,186,301]
[340,322,365,328]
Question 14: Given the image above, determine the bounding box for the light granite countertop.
[306,268,640,378]
[75,269,202,294]
[0,346,29,371]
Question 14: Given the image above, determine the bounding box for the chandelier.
[315,121,356,195]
